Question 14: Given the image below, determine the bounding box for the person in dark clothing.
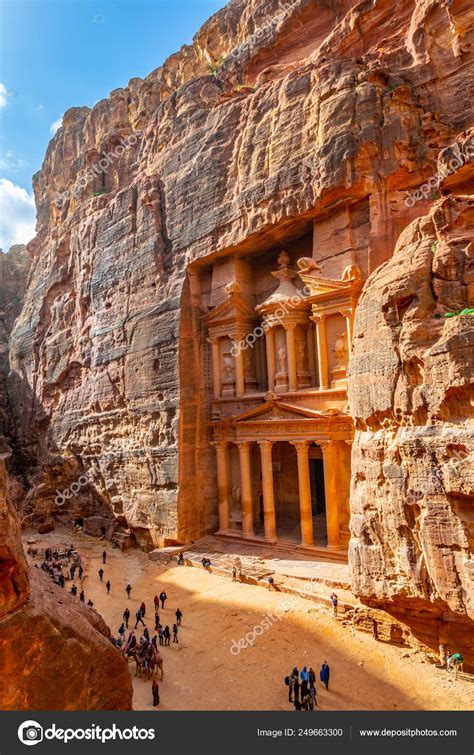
[178,552,184,565]
[163,626,171,646]
[293,698,302,711]
[154,612,160,630]
[78,565,84,579]
[154,595,159,612]
[152,679,160,707]
[126,583,132,599]
[123,607,130,628]
[310,685,317,707]
[102,550,107,564]
[87,599,94,607]
[172,624,179,643]
[106,580,111,594]
[70,565,75,580]
[159,591,167,609]
[71,584,77,596]
[118,623,126,641]
[158,625,164,645]
[320,661,330,690]
[140,601,146,617]
[287,674,294,702]
[175,608,182,626]
[98,568,104,582]
[308,666,316,687]
[293,676,300,703]
[79,590,85,602]
[135,609,145,629]
[143,627,150,641]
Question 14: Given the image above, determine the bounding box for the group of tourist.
[285,663,330,710]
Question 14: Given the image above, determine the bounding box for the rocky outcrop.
[348,195,474,668]
[0,459,133,710]
[8,0,474,548]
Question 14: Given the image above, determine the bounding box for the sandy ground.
[27,529,474,712]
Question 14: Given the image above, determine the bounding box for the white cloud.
[0,179,36,249]
[49,115,63,135]
[0,83,7,108]
[0,150,28,172]
[34,104,44,113]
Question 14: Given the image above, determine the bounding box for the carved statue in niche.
[333,331,348,367]
[295,337,307,371]
[277,345,287,373]
[222,351,235,379]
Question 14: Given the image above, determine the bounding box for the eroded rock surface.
[348,196,474,666]
[0,459,132,710]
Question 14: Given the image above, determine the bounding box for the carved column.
[264,327,276,391]
[340,310,353,353]
[209,337,221,399]
[237,441,254,537]
[291,440,314,546]
[258,440,277,542]
[306,325,317,386]
[214,441,230,532]
[233,335,245,397]
[321,440,341,549]
[314,314,330,390]
[285,323,298,391]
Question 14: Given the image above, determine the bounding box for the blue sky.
[0,0,225,250]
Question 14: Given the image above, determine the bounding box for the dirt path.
[27,529,473,711]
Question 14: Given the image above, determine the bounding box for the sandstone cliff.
[9,0,474,547]
[0,458,133,710]
[348,195,474,666]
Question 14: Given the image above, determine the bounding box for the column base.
[326,543,343,551]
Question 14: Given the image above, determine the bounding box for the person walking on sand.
[310,684,317,707]
[175,608,182,626]
[154,611,160,630]
[71,584,77,596]
[118,622,126,641]
[163,625,171,646]
[135,608,145,629]
[154,595,159,612]
[267,576,275,590]
[320,661,330,690]
[78,565,84,580]
[152,679,160,707]
[178,551,184,565]
[80,590,85,602]
[158,625,164,645]
[159,590,167,609]
[331,592,338,617]
[102,550,107,564]
[287,672,294,703]
[232,566,237,582]
[140,601,146,617]
[126,583,132,599]
[308,666,316,689]
[172,624,179,643]
[98,568,104,582]
[106,579,111,595]
[293,675,300,704]
[123,607,130,628]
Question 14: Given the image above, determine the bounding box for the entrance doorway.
[309,448,327,544]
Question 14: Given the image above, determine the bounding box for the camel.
[130,646,164,681]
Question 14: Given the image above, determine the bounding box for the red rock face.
[0,460,133,710]
[3,0,474,657]
[348,195,474,667]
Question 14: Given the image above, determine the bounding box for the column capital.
[211,439,229,449]
[207,336,219,345]
[282,321,297,331]
[339,309,352,319]
[311,312,327,322]
[257,439,274,450]
[236,440,252,450]
[319,439,336,451]
[290,440,310,452]
[344,439,353,447]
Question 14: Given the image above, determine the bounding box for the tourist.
[118,622,126,641]
[106,579,111,594]
[140,601,146,617]
[175,608,182,626]
[71,584,77,596]
[237,567,243,582]
[98,568,104,582]
[267,576,275,590]
[80,590,85,602]
[308,666,316,688]
[293,698,302,711]
[310,684,317,707]
[293,675,300,703]
[126,583,132,599]
[163,625,171,646]
[123,607,130,628]
[102,550,107,564]
[135,609,145,628]
[331,592,338,617]
[159,590,167,609]
[301,690,310,710]
[158,625,164,645]
[70,565,75,580]
[152,679,160,707]
[87,599,94,607]
[154,611,160,630]
[143,627,150,642]
[286,673,294,702]
[232,566,237,582]
[151,634,158,649]
[172,624,179,643]
[154,595,159,611]
[178,552,184,565]
[320,661,330,690]
[78,565,84,580]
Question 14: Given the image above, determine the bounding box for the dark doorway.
[310,456,327,543]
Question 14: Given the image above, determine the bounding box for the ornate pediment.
[203,283,256,331]
[232,398,347,424]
